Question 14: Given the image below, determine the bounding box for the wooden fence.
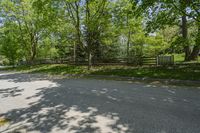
[141,57,157,65]
[19,55,174,66]
[157,55,174,66]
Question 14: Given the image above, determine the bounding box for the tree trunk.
[127,29,131,63]
[181,15,190,61]
[88,51,92,70]
[184,46,191,61]
[67,2,84,61]
[86,0,92,70]
[74,41,76,63]
[188,46,199,60]
[75,2,84,59]
[126,13,130,63]
[29,33,38,65]
[188,23,200,60]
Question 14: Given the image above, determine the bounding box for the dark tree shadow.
[0,73,51,83]
[0,87,23,98]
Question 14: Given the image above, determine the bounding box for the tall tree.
[84,0,107,69]
[136,0,200,61]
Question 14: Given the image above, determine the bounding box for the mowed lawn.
[1,64,200,81]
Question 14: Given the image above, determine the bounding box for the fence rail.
[157,55,174,65]
[19,56,174,66]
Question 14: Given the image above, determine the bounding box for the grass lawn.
[1,64,200,81]
[173,54,200,63]
[0,64,89,75]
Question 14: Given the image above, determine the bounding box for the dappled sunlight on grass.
[1,64,200,80]
[29,65,88,75]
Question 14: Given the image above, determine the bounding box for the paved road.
[0,72,200,133]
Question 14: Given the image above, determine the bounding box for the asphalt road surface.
[0,72,200,133]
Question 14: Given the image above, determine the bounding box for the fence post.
[156,56,159,66]
[172,55,175,65]
[74,42,76,64]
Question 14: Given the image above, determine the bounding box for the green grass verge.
[172,53,200,63]
[91,66,200,80]
[173,54,185,63]
[0,64,88,75]
[1,64,200,81]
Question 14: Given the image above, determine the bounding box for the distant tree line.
[0,0,199,68]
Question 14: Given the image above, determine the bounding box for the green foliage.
[137,0,200,61]
[0,22,21,65]
[0,0,199,66]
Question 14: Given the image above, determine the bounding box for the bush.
[2,58,10,65]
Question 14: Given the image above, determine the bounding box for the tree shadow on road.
[0,87,23,98]
[0,73,131,133]
[0,73,200,133]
